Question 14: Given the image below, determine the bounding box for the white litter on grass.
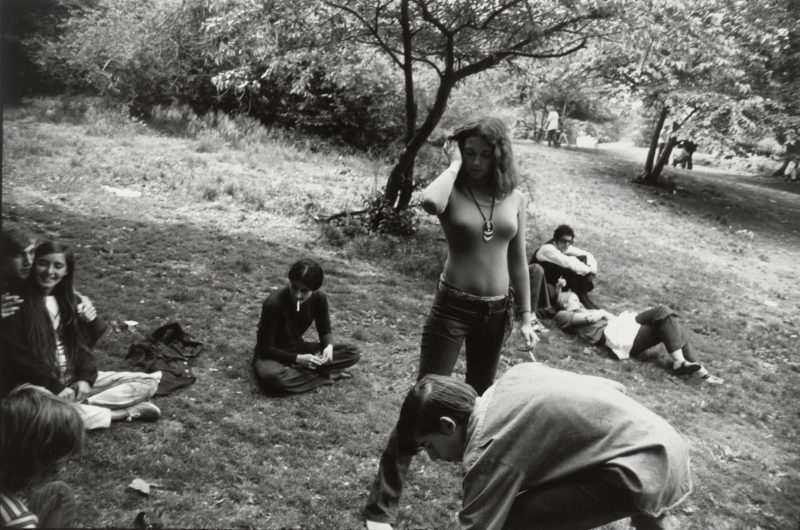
[763,300,779,307]
[123,320,139,328]
[101,185,142,198]
[128,478,155,495]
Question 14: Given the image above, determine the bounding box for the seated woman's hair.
[552,224,575,242]
[396,375,477,453]
[0,384,84,492]
[449,116,517,196]
[21,241,85,368]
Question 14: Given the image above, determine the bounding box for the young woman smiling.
[0,241,162,428]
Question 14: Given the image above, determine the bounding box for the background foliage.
[10,0,797,160]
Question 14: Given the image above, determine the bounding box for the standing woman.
[364,116,536,527]
[0,241,162,429]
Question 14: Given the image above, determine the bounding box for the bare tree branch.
[323,0,404,68]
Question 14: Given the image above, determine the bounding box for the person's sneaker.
[126,402,161,422]
[673,361,702,376]
[701,374,725,385]
[530,317,549,334]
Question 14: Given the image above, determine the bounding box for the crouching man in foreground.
[386,363,692,530]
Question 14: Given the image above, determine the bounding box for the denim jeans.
[364,282,510,523]
[418,284,510,394]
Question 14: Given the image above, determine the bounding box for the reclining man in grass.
[530,224,599,311]
[553,278,724,384]
[252,258,360,394]
[373,363,692,530]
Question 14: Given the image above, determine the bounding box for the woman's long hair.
[18,242,84,380]
[0,384,84,492]
[449,116,518,198]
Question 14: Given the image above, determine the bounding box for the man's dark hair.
[396,375,477,454]
[0,224,34,258]
[288,259,324,291]
[552,224,575,242]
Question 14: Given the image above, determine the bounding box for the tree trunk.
[645,137,677,185]
[400,0,415,146]
[394,0,416,210]
[644,104,669,176]
[384,76,456,209]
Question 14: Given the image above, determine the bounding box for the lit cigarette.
[296,300,300,312]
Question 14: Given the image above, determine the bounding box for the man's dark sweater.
[253,286,332,365]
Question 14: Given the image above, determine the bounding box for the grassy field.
[2,99,799,529]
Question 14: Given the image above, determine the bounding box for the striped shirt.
[0,490,37,528]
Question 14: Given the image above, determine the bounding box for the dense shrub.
[211,50,406,150]
[29,0,212,117]
[26,0,407,150]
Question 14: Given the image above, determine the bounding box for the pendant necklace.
[464,182,495,242]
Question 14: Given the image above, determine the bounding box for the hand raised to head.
[443,139,462,166]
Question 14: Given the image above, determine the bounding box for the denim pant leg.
[464,299,509,395]
[417,291,476,380]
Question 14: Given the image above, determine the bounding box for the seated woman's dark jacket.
[0,294,108,397]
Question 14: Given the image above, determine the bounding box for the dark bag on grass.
[126,322,204,396]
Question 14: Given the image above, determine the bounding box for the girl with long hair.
[0,241,162,428]
[365,116,536,526]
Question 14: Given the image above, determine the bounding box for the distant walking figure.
[544,105,561,147]
[252,259,360,394]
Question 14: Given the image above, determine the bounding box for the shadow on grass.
[3,199,434,528]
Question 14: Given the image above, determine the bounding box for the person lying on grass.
[0,241,162,428]
[252,258,360,394]
[1,384,84,528]
[374,363,692,530]
[553,278,724,384]
[1,224,37,319]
